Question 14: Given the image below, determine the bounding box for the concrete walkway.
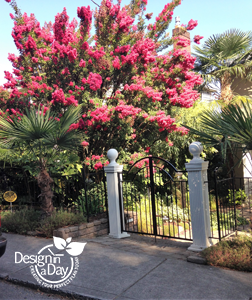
[0,233,252,300]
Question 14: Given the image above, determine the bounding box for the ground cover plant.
[201,235,252,272]
[1,208,86,237]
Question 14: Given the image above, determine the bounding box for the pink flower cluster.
[114,103,142,119]
[87,47,105,60]
[116,8,135,33]
[187,19,198,31]
[87,73,102,91]
[77,6,92,34]
[94,162,103,170]
[67,48,77,62]
[81,141,89,146]
[153,111,175,132]
[53,8,69,44]
[174,36,190,48]
[25,35,37,51]
[51,89,65,105]
[90,106,111,123]
[194,35,204,44]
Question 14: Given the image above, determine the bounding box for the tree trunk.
[37,169,54,215]
[220,72,234,103]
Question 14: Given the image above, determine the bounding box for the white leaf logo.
[66,242,87,256]
[53,236,66,250]
[66,237,72,244]
[53,236,86,256]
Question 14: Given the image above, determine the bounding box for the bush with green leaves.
[38,210,86,237]
[1,208,86,237]
[226,189,247,206]
[210,209,248,230]
[1,208,41,234]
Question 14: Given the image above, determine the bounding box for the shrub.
[38,210,86,238]
[201,235,252,272]
[227,189,247,206]
[1,208,86,237]
[2,208,41,234]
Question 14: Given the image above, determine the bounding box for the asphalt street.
[0,280,81,300]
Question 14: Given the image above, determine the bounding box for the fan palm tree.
[0,105,84,215]
[194,29,252,102]
[183,99,252,169]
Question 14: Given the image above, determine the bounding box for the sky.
[0,0,252,86]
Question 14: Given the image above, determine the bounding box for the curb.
[187,255,207,265]
[0,274,101,300]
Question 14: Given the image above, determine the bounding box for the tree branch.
[91,0,100,7]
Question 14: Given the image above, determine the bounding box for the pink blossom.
[51,89,66,105]
[187,19,198,31]
[81,141,89,146]
[194,35,204,44]
[112,57,121,69]
[94,162,103,170]
[81,42,89,50]
[32,57,38,63]
[25,35,37,51]
[79,59,86,67]
[67,48,77,62]
[87,73,102,91]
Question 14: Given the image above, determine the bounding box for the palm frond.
[183,99,252,159]
[0,106,83,153]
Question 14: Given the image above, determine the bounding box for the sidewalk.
[0,232,252,300]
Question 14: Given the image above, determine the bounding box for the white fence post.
[104,149,130,239]
[185,142,212,251]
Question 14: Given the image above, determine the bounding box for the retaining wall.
[53,218,109,239]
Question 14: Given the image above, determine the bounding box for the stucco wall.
[231,78,252,98]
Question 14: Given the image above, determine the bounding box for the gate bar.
[214,168,221,241]
[149,157,157,236]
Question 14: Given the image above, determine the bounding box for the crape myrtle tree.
[2,0,202,172]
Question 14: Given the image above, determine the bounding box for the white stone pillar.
[185,142,212,251]
[104,149,130,239]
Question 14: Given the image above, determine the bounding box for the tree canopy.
[193,29,252,102]
[1,0,203,171]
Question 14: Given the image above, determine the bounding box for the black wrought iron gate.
[118,156,192,240]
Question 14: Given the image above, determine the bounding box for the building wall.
[172,27,191,53]
[231,77,252,98]
[234,148,252,178]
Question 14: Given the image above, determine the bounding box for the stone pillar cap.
[107,149,119,166]
[189,142,203,161]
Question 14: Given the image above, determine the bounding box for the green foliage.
[0,106,84,170]
[77,185,106,216]
[209,194,217,211]
[210,209,248,230]
[38,210,86,238]
[163,100,219,169]
[1,208,41,234]
[158,202,190,222]
[194,29,252,86]
[1,208,86,237]
[184,99,252,167]
[227,189,247,206]
[201,235,252,272]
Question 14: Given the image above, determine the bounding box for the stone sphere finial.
[107,149,118,166]
[189,142,203,161]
